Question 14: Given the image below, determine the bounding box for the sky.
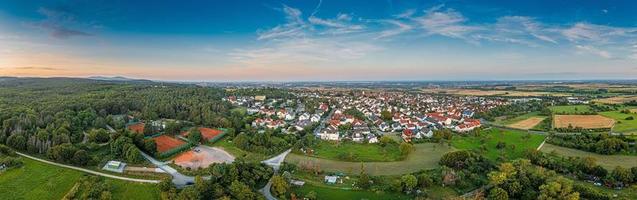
[1,0,637,81]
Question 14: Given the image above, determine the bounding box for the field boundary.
[16,152,160,184]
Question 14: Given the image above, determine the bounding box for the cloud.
[575,45,611,58]
[376,20,412,39]
[415,6,480,40]
[12,66,64,71]
[562,23,636,43]
[257,5,307,40]
[34,7,93,39]
[308,14,365,35]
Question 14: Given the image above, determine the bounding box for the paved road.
[258,149,292,200]
[16,152,160,184]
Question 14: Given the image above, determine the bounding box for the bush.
[625,116,634,120]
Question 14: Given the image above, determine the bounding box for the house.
[310,114,321,122]
[254,95,266,101]
[402,129,414,142]
[417,127,433,138]
[378,122,390,132]
[318,125,340,141]
[246,107,260,115]
[367,134,379,143]
[391,123,403,131]
[454,119,481,132]
[294,120,311,131]
[324,175,339,184]
[352,132,364,143]
[298,113,311,121]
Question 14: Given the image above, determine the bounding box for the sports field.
[508,117,546,130]
[0,158,159,200]
[172,146,234,169]
[540,143,637,170]
[553,115,615,129]
[181,127,225,141]
[451,128,546,161]
[153,135,187,153]
[285,143,452,176]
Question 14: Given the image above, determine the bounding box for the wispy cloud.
[575,45,611,58]
[33,7,93,39]
[562,23,636,43]
[12,66,65,71]
[257,5,307,40]
[415,6,480,39]
[376,20,412,39]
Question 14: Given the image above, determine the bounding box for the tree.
[611,166,632,184]
[399,142,413,156]
[143,139,157,155]
[271,175,289,198]
[381,110,392,121]
[188,127,202,144]
[489,187,509,200]
[538,178,579,200]
[164,121,181,135]
[72,150,90,166]
[158,177,174,192]
[358,163,371,189]
[229,180,257,200]
[88,129,110,143]
[401,174,417,192]
[143,123,154,136]
[379,135,394,147]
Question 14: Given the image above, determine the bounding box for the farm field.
[599,110,637,134]
[508,117,546,130]
[285,143,452,176]
[548,105,592,114]
[421,88,569,97]
[304,141,402,162]
[451,128,546,161]
[0,158,159,200]
[153,135,188,153]
[540,143,637,170]
[594,96,637,104]
[552,115,615,129]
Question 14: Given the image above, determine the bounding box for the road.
[16,152,160,184]
[313,109,334,135]
[139,151,211,187]
[258,149,292,200]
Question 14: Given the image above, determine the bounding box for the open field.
[209,138,269,162]
[549,105,592,114]
[540,143,637,170]
[421,88,569,97]
[508,117,546,130]
[153,135,187,153]
[599,110,637,134]
[451,128,546,161]
[285,143,452,176]
[0,158,159,200]
[304,141,402,162]
[292,183,412,200]
[594,96,637,104]
[552,115,615,129]
[172,146,234,169]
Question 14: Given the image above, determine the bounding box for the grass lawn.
[599,110,637,135]
[292,183,411,200]
[0,158,83,200]
[0,158,159,200]
[540,143,637,170]
[451,128,546,161]
[549,105,592,114]
[209,138,269,162]
[307,140,402,162]
[285,143,453,176]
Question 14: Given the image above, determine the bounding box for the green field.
[0,158,159,200]
[451,128,546,161]
[285,143,452,176]
[307,141,402,162]
[540,143,637,170]
[209,138,269,162]
[292,183,411,200]
[599,110,637,134]
[494,111,542,125]
[549,105,592,114]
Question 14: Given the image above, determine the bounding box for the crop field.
[594,96,637,104]
[508,117,546,130]
[153,135,188,153]
[540,143,637,170]
[421,88,569,97]
[451,128,546,161]
[285,143,452,176]
[552,115,615,129]
[549,105,592,114]
[599,110,637,134]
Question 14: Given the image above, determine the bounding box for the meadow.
[307,140,403,162]
[540,143,637,170]
[451,128,546,161]
[285,143,452,176]
[549,105,592,114]
[0,158,159,200]
[599,110,637,134]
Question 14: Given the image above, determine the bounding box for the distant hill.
[87,76,148,82]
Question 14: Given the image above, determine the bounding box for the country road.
[258,149,292,200]
[16,152,160,184]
